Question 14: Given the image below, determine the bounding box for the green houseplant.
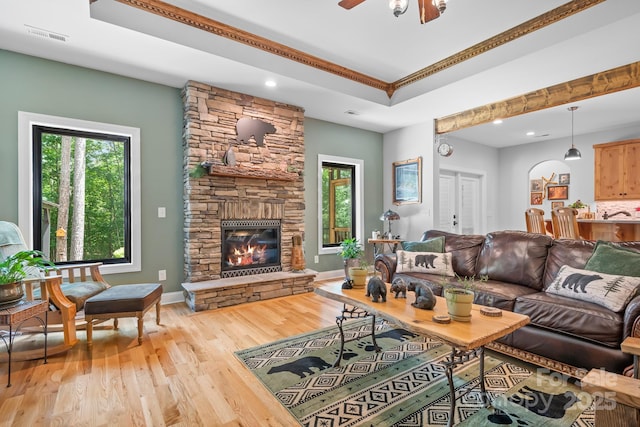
[442,274,487,322]
[0,250,54,304]
[338,237,365,287]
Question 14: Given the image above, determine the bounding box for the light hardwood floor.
[0,286,346,426]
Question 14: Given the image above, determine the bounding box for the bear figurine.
[390,277,407,299]
[366,277,387,303]
[407,282,437,310]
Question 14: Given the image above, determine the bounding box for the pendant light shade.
[564,106,581,161]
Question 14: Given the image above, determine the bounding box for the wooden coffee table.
[315,281,530,427]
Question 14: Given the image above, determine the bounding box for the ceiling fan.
[338,0,447,24]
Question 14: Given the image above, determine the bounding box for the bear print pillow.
[546,265,640,312]
[395,250,455,277]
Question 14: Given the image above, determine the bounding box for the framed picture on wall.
[530,179,543,192]
[551,201,565,210]
[558,173,570,185]
[393,157,422,205]
[530,192,543,205]
[548,185,569,200]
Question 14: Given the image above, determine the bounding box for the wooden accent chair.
[524,208,546,234]
[0,221,110,354]
[551,207,581,239]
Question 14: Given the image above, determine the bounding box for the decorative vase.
[348,267,368,289]
[444,288,474,322]
[0,281,25,305]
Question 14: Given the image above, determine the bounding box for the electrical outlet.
[158,269,166,281]
[314,255,319,264]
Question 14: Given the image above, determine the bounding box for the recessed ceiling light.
[265,80,276,87]
[493,119,503,124]
[526,131,535,136]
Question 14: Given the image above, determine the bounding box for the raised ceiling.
[1,0,640,146]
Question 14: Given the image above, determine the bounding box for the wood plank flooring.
[0,285,345,426]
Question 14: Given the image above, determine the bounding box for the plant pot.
[444,288,474,322]
[348,267,368,289]
[0,281,25,305]
[343,258,360,281]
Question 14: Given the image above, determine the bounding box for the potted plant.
[338,237,364,287]
[0,250,54,305]
[348,258,370,289]
[442,274,487,322]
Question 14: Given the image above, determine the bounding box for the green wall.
[304,118,384,272]
[0,49,185,291]
[0,50,384,291]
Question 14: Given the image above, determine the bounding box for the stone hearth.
[181,81,315,311]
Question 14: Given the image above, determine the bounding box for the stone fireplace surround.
[181,81,315,311]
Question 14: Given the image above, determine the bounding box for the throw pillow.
[584,240,640,277]
[546,265,640,312]
[396,250,454,277]
[400,236,445,253]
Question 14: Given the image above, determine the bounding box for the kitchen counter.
[577,219,640,242]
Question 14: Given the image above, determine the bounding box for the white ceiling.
[2,0,640,147]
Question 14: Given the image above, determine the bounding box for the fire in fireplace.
[221,219,281,277]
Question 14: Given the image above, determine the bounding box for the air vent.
[25,25,68,43]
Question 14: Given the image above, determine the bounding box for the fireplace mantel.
[209,165,299,181]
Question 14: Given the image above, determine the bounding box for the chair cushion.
[84,283,162,315]
[33,281,108,311]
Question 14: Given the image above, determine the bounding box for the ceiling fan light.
[389,0,409,17]
[564,146,581,160]
[434,0,447,14]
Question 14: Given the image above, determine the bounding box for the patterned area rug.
[235,319,595,426]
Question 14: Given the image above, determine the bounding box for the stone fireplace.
[180,81,315,311]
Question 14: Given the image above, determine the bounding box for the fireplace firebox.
[220,219,281,277]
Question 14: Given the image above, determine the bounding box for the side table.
[0,300,48,387]
[368,238,402,256]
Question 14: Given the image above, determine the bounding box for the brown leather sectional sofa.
[374,229,640,376]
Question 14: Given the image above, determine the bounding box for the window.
[318,155,363,255]
[18,112,141,274]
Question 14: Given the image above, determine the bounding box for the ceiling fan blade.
[338,0,367,10]
[418,0,440,24]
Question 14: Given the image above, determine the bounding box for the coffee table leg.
[446,347,456,427]
[333,311,346,368]
[479,346,488,406]
[370,315,380,352]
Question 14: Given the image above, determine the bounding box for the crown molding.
[116,0,603,98]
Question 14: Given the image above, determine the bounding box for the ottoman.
[84,283,162,349]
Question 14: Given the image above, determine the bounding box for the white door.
[438,170,483,234]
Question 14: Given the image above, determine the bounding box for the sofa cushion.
[546,265,640,312]
[543,239,595,289]
[423,230,485,277]
[475,230,552,290]
[584,240,640,277]
[454,278,537,311]
[513,292,624,348]
[401,236,444,253]
[395,250,454,276]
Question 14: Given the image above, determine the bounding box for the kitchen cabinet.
[594,139,640,200]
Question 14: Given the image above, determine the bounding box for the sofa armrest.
[623,295,640,339]
[374,253,397,282]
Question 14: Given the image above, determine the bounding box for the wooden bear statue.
[366,276,387,303]
[407,282,436,310]
[390,277,407,298]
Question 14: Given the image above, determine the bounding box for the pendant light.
[564,106,581,161]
